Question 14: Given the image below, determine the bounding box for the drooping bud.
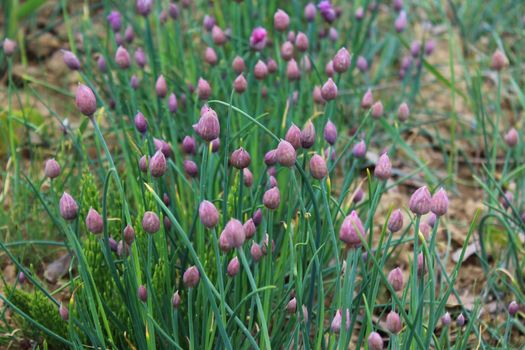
[310,154,327,180]
[75,84,97,117]
[86,207,103,234]
[44,159,61,179]
[431,188,448,216]
[491,49,508,71]
[199,200,219,229]
[352,140,367,158]
[227,256,240,277]
[250,241,263,262]
[371,101,384,118]
[254,60,269,80]
[274,9,290,32]
[285,124,302,149]
[387,267,404,291]
[397,102,410,122]
[388,210,403,233]
[361,89,374,109]
[321,78,338,101]
[263,187,280,210]
[134,112,148,133]
[333,47,351,73]
[60,192,79,220]
[386,311,402,334]
[59,304,69,321]
[233,74,247,93]
[183,266,200,288]
[276,140,297,167]
[193,107,220,141]
[138,284,147,302]
[232,56,245,73]
[374,153,392,180]
[63,50,80,70]
[300,121,316,149]
[142,211,160,234]
[409,186,432,215]
[250,27,267,51]
[339,210,365,247]
[197,78,211,100]
[2,38,16,56]
[504,128,518,148]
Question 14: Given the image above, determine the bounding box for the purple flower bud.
[425,212,437,228]
[184,160,199,178]
[114,46,130,69]
[368,331,383,350]
[339,210,365,247]
[44,159,61,179]
[491,50,507,71]
[321,78,338,101]
[276,140,297,167]
[417,252,426,275]
[280,41,294,61]
[331,309,351,333]
[130,75,139,90]
[62,50,80,70]
[136,0,152,16]
[250,241,263,262]
[393,0,403,11]
[395,11,407,33]
[243,168,253,187]
[169,3,180,19]
[265,58,277,74]
[300,55,312,72]
[424,39,436,55]
[388,210,403,233]
[353,188,364,203]
[194,107,220,141]
[97,55,107,72]
[134,112,148,133]
[232,56,245,74]
[268,175,278,188]
[263,186,280,210]
[397,102,410,122]
[139,155,149,173]
[170,290,181,309]
[509,301,519,316]
[230,147,251,169]
[59,304,69,321]
[371,101,384,118]
[182,136,196,155]
[410,41,421,58]
[253,209,263,226]
[301,121,316,149]
[2,38,16,56]
[183,265,200,288]
[313,86,326,105]
[60,192,78,220]
[109,237,118,252]
[333,47,351,73]
[441,312,451,326]
[286,297,297,314]
[328,27,338,42]
[133,48,147,68]
[250,27,267,51]
[124,25,134,43]
[295,32,309,52]
[501,190,513,209]
[352,140,367,158]
[124,224,135,245]
[211,25,226,45]
[203,15,216,31]
[233,74,247,93]
[264,149,277,166]
[149,151,167,177]
[199,200,219,229]
[431,188,448,216]
[243,219,256,239]
[357,56,368,72]
[304,3,317,21]
[325,60,334,77]
[117,240,130,257]
[409,186,432,215]
[387,267,404,291]
[138,285,147,302]
[374,153,392,180]
[504,128,518,147]
[318,1,336,22]
[286,59,301,81]
[274,9,290,32]
[197,78,211,100]
[227,256,240,277]
[204,47,218,66]
[456,313,465,327]
[254,60,269,80]
[75,84,97,117]
[361,89,374,109]
[86,207,103,234]
[142,211,160,234]
[355,7,364,20]
[310,154,327,180]
[115,33,124,46]
[323,120,338,145]
[107,10,122,31]
[165,93,177,113]
[386,311,402,334]
[18,271,25,284]
[153,75,167,98]
[285,124,302,149]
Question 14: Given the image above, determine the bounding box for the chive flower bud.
[431,188,449,216]
[142,211,160,234]
[227,256,240,277]
[86,207,103,234]
[339,210,365,247]
[357,56,368,72]
[253,209,263,226]
[149,151,166,177]
[115,46,130,69]
[304,3,317,21]
[263,187,280,210]
[321,78,338,101]
[374,153,392,180]
[491,49,508,71]
[172,291,181,308]
[397,102,410,122]
[75,84,97,117]
[254,60,269,80]
[193,107,220,141]
[509,301,519,316]
[250,241,263,261]
[243,219,256,239]
[155,75,167,98]
[287,59,301,81]
[138,285,147,302]
[352,140,367,158]
[123,224,135,244]
[197,78,211,100]
[182,136,196,155]
[274,9,290,32]
[295,32,309,52]
[387,267,404,291]
[276,140,297,167]
[301,121,316,149]
[409,186,432,215]
[456,313,465,327]
[441,312,451,326]
[199,200,219,229]
[386,311,402,334]
[324,120,337,145]
[134,112,148,133]
[233,74,247,93]
[62,50,80,70]
[183,266,200,288]
[285,123,302,149]
[368,332,383,350]
[230,147,251,169]
[44,159,61,179]
[2,38,16,56]
[184,160,199,178]
[361,89,374,109]
[333,47,351,73]
[388,209,403,233]
[286,297,297,314]
[59,304,69,321]
[504,128,518,148]
[310,154,327,179]
[232,56,245,73]
[211,25,226,45]
[371,101,384,118]
[60,192,78,220]
[249,27,267,51]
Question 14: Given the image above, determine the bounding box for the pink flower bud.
[374,153,392,180]
[44,159,61,179]
[250,241,263,261]
[198,200,219,229]
[304,3,317,21]
[167,93,178,113]
[431,188,448,216]
[117,240,130,257]
[75,84,97,117]
[264,149,277,166]
[425,39,436,55]
[172,290,181,308]
[313,86,326,104]
[2,38,16,56]
[220,219,246,250]
[204,47,218,66]
[155,75,167,98]
[426,212,437,228]
[59,304,69,321]
[276,140,297,167]
[232,56,245,73]
[285,124,302,149]
[356,56,368,72]
[250,27,267,51]
[330,309,350,333]
[124,25,134,43]
[253,209,263,226]
[142,211,160,234]
[274,9,290,32]
[371,101,384,118]
[182,136,196,155]
[504,128,518,147]
[409,186,431,215]
[134,112,148,133]
[441,312,451,326]
[352,140,367,158]
[456,313,465,327]
[324,120,337,145]
[286,297,297,313]
[139,155,148,172]
[301,121,316,149]
[130,75,139,90]
[387,267,404,291]
[325,60,334,77]
[193,107,220,141]
[333,47,351,73]
[321,78,338,101]
[184,160,199,178]
[361,89,374,109]
[339,210,365,247]
[368,331,383,350]
[353,188,364,203]
[509,301,519,316]
[243,168,253,187]
[62,50,80,70]
[397,102,410,122]
[149,151,167,177]
[138,284,147,302]
[263,186,280,210]
[410,41,421,58]
[197,78,211,100]
[114,46,130,69]
[203,15,215,31]
[227,256,240,277]
[417,252,426,275]
[386,311,402,334]
[394,11,407,33]
[328,27,338,42]
[295,32,309,52]
[18,271,25,284]
[310,154,327,179]
[136,0,152,16]
[491,49,507,71]
[211,25,227,45]
[183,266,200,288]
[286,59,301,81]
[393,0,403,11]
[300,55,312,72]
[230,147,251,169]
[233,74,247,93]
[280,41,294,61]
[355,7,364,20]
[86,207,103,234]
[243,219,256,239]
[267,58,278,73]
[124,224,135,244]
[388,209,403,233]
[169,3,179,19]
[254,60,269,80]
[60,192,78,220]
